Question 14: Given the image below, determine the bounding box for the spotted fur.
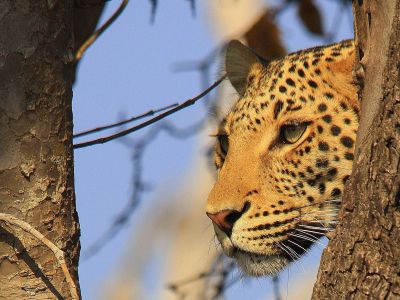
[206,40,358,276]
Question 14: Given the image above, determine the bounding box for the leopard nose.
[206,209,243,237]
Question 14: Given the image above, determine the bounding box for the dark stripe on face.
[274,100,284,120]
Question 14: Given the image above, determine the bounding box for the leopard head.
[206,40,358,276]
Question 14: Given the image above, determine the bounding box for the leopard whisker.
[285,238,309,255]
[295,228,326,237]
[298,224,334,232]
[290,233,325,248]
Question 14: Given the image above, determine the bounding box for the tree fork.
[313,0,400,299]
[0,1,80,299]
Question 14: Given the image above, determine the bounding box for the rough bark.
[312,0,400,299]
[0,1,80,299]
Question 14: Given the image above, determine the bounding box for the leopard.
[206,39,358,276]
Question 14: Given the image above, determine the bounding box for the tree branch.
[75,0,129,62]
[73,102,179,138]
[73,76,226,149]
[0,213,79,300]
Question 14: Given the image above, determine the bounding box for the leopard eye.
[218,134,229,155]
[281,123,307,144]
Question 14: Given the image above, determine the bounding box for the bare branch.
[75,0,129,62]
[82,116,208,259]
[73,76,225,149]
[0,213,79,300]
[73,102,179,138]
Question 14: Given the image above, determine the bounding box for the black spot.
[325,57,334,62]
[322,115,332,123]
[340,102,348,110]
[341,136,354,148]
[331,125,341,136]
[317,125,324,133]
[307,196,314,202]
[286,78,296,87]
[305,146,311,153]
[318,183,326,194]
[263,211,269,216]
[344,152,354,160]
[344,118,351,124]
[289,65,296,73]
[306,166,314,174]
[331,188,342,197]
[312,59,320,66]
[255,118,261,124]
[316,158,329,168]
[342,175,350,184]
[287,99,295,105]
[318,142,329,151]
[273,210,281,215]
[279,86,287,93]
[328,168,338,176]
[315,69,321,75]
[290,105,302,111]
[298,172,305,178]
[324,92,334,99]
[278,200,285,205]
[271,94,276,100]
[307,179,316,187]
[298,69,305,77]
[318,103,327,112]
[303,61,309,69]
[273,100,284,120]
[308,80,318,88]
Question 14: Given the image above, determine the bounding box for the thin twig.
[0,213,79,300]
[272,275,282,300]
[73,102,179,138]
[75,0,129,62]
[82,117,208,258]
[73,76,226,149]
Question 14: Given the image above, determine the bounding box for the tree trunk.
[0,1,80,299]
[312,0,400,299]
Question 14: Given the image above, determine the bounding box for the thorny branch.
[73,102,179,138]
[75,0,129,62]
[82,117,209,259]
[73,76,225,149]
[166,254,236,300]
[0,213,79,300]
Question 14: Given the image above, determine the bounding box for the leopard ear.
[225,40,266,97]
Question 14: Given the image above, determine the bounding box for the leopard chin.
[233,249,289,277]
[218,234,290,276]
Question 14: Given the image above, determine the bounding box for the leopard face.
[206,40,358,276]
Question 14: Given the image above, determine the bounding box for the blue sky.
[72,1,353,299]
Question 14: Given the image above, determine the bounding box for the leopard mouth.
[223,225,329,276]
[231,247,290,276]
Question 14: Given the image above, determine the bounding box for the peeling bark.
[0,1,80,299]
[312,0,400,299]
